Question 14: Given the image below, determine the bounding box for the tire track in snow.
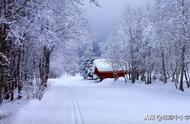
[71,95,78,124]
[67,88,85,124]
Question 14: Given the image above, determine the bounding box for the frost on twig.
[0,52,9,67]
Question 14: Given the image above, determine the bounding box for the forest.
[1,0,190,105]
[0,0,190,123]
[0,0,98,104]
[101,0,190,91]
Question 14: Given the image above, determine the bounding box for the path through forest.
[10,76,190,124]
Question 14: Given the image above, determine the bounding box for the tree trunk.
[161,52,167,83]
[131,68,136,83]
[184,64,190,88]
[179,47,185,92]
[17,48,22,99]
[140,70,146,82]
[39,47,51,87]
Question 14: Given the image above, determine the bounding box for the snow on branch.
[0,52,10,67]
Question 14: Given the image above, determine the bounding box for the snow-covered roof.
[93,59,113,72]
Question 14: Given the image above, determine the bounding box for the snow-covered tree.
[0,0,98,103]
[101,0,190,91]
[81,56,94,80]
[151,0,190,91]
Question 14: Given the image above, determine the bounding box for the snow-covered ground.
[0,99,29,124]
[1,76,190,124]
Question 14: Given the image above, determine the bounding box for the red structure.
[92,59,127,81]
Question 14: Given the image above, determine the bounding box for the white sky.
[85,0,150,43]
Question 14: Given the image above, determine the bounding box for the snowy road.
[11,76,190,124]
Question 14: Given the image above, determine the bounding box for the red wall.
[94,67,127,81]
